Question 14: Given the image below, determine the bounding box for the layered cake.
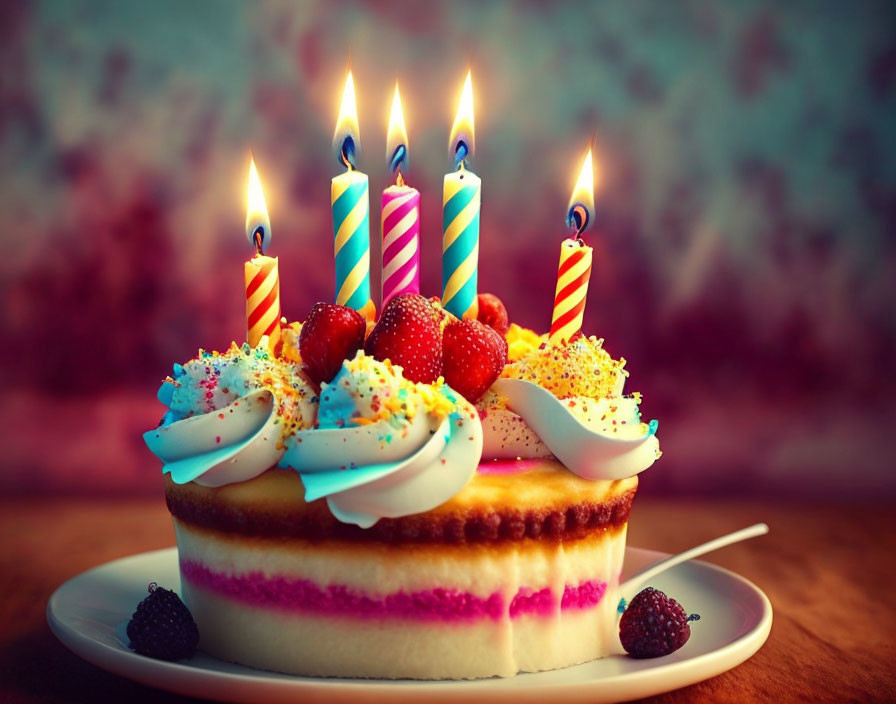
[145,295,660,679]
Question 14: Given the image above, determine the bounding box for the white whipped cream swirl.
[280,357,482,528]
[143,344,316,487]
[484,378,660,481]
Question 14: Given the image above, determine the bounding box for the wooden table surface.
[1,497,894,703]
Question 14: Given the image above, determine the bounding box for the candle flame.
[567,148,595,235]
[333,70,360,169]
[448,70,474,167]
[246,155,271,252]
[386,83,409,174]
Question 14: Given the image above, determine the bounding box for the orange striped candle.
[245,255,280,349]
[245,157,281,350]
[549,147,595,344]
[549,239,593,343]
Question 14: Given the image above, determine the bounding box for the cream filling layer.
[182,583,622,678]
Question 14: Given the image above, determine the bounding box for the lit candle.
[382,84,421,308]
[549,147,595,344]
[244,156,281,351]
[441,70,480,320]
[332,71,375,321]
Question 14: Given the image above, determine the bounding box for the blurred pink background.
[1,0,894,498]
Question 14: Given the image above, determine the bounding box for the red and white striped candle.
[381,84,420,307]
[548,239,592,343]
[549,147,595,344]
[245,255,280,349]
[245,157,281,350]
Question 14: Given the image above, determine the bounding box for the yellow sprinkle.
[502,334,627,400]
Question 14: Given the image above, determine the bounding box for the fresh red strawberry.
[442,318,508,403]
[476,293,509,337]
[365,293,442,384]
[619,587,700,658]
[299,302,366,386]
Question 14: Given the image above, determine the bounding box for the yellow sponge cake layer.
[166,459,637,544]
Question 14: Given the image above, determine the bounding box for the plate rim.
[47,546,773,702]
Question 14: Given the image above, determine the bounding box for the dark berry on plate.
[619,587,700,658]
[127,582,199,661]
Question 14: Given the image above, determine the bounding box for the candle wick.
[341,136,357,172]
[253,228,265,256]
[389,144,406,176]
[568,203,590,241]
[454,141,468,171]
[396,169,405,188]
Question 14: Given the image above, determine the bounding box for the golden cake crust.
[166,459,637,544]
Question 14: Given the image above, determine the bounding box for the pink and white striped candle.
[381,84,420,307]
[381,185,420,306]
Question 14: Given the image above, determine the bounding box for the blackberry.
[619,587,700,658]
[126,582,199,661]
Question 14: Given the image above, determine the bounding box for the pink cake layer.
[181,559,610,622]
[476,458,544,475]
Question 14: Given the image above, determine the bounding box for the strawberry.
[442,318,508,403]
[476,293,510,337]
[365,293,442,384]
[299,302,366,386]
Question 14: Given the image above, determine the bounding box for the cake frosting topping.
[481,332,660,479]
[143,342,317,487]
[146,301,657,523]
[503,331,627,398]
[505,323,546,363]
[492,377,659,480]
[280,352,482,528]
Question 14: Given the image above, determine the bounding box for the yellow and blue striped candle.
[331,71,374,321]
[441,167,480,319]
[442,70,480,320]
[331,168,373,317]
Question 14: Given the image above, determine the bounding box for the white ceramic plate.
[47,547,772,703]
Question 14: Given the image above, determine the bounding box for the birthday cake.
[146,291,660,679]
[141,71,661,679]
